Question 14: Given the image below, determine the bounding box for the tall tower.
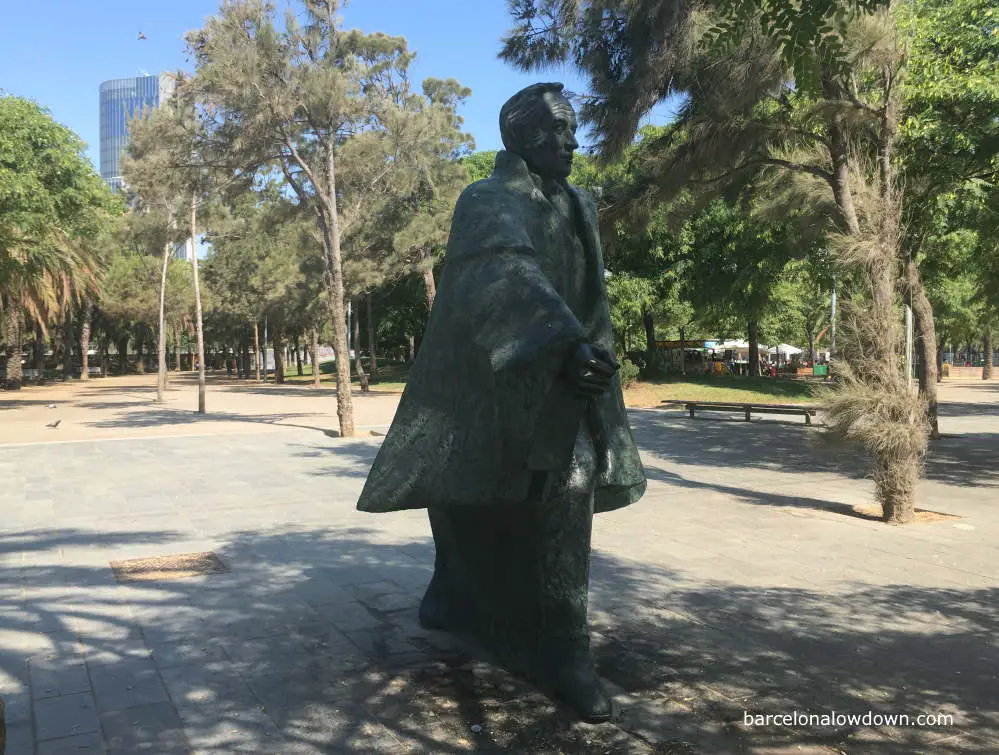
[98,72,175,192]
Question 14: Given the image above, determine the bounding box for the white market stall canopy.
[719,340,769,352]
[768,344,803,356]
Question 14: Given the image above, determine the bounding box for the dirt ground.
[0,372,403,445]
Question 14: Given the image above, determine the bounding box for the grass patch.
[260,363,823,406]
[624,374,821,408]
[280,361,409,392]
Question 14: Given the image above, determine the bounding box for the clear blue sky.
[0,0,677,172]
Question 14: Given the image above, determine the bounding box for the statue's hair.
[499,82,566,152]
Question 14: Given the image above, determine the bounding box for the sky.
[0,0,679,174]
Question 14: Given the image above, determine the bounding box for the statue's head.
[499,82,578,181]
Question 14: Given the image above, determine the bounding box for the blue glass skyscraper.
[99,73,175,192]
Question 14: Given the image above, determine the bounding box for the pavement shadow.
[939,401,999,418]
[3,525,994,753]
[923,433,999,488]
[632,406,999,491]
[218,385,401,399]
[640,465,885,520]
[83,409,339,439]
[587,551,997,754]
[628,409,867,479]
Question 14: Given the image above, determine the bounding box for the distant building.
[172,234,210,262]
[99,72,175,192]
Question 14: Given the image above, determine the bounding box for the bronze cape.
[355,150,646,515]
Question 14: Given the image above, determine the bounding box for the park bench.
[661,399,819,426]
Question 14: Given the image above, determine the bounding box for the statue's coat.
[355,151,646,514]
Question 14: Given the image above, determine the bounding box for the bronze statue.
[356,82,647,722]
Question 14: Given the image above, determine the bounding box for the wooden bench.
[661,400,819,425]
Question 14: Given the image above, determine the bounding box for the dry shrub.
[817,358,929,523]
[816,172,930,523]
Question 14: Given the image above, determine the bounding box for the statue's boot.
[538,640,615,723]
[542,650,616,723]
[418,573,450,630]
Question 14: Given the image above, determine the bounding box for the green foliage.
[99,251,160,326]
[898,0,999,314]
[380,79,475,294]
[704,0,888,95]
[203,188,320,335]
[679,198,808,343]
[501,0,889,156]
[898,0,999,183]
[618,356,640,387]
[460,151,499,183]
[1,94,119,327]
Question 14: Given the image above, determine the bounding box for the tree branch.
[701,157,834,185]
[846,74,881,115]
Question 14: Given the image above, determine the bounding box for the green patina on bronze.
[356,83,647,724]
[356,149,646,514]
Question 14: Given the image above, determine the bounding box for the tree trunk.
[34,322,46,375]
[101,343,110,377]
[4,305,23,390]
[294,334,303,376]
[826,96,862,235]
[351,299,370,392]
[253,321,262,382]
[190,195,207,414]
[314,161,355,437]
[642,309,656,372]
[407,334,415,364]
[748,320,761,377]
[878,78,921,522]
[174,327,182,371]
[906,260,940,439]
[807,329,816,364]
[366,293,378,380]
[61,311,74,380]
[936,339,944,383]
[274,328,285,384]
[679,326,687,376]
[117,335,129,374]
[156,238,171,401]
[984,328,994,380]
[80,302,93,382]
[135,332,145,374]
[822,74,921,522]
[312,328,321,387]
[422,265,437,313]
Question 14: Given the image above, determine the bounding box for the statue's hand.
[563,342,618,398]
[589,343,619,372]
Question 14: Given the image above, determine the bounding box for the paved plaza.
[1,377,998,753]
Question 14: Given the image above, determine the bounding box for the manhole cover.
[110,552,230,583]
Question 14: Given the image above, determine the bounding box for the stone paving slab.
[1,382,997,752]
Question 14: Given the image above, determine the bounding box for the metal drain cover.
[110,552,230,583]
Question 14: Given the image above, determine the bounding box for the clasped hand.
[562,342,619,398]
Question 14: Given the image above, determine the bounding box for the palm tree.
[1,94,118,389]
[2,229,100,388]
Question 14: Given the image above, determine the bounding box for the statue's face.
[519,93,578,181]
